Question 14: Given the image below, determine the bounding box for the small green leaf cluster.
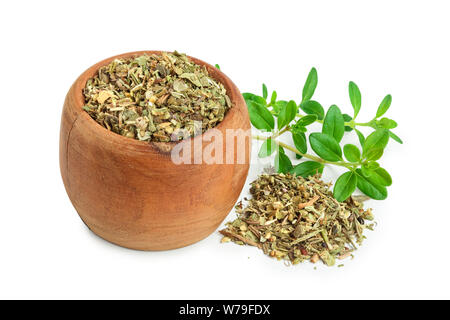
[244,68,402,202]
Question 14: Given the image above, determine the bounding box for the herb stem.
[272,126,290,139]
[294,113,373,128]
[252,135,356,169]
[353,122,372,127]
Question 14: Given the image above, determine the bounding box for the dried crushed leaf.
[83,51,231,142]
[220,173,375,267]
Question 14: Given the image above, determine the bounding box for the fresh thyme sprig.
[244,68,402,202]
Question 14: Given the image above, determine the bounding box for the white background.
[1,0,449,299]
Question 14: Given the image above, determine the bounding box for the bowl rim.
[70,50,244,150]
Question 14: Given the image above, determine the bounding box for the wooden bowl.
[59,51,251,250]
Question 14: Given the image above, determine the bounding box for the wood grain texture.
[59,51,251,250]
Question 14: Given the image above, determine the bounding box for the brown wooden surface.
[59,51,251,250]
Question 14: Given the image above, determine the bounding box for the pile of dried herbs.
[220,173,375,266]
[83,51,232,142]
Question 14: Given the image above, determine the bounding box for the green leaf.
[378,118,397,129]
[292,132,307,157]
[247,100,274,130]
[356,169,388,200]
[299,100,324,120]
[365,147,384,161]
[258,138,276,158]
[275,149,293,173]
[348,81,361,119]
[214,64,220,70]
[364,161,380,170]
[278,100,297,129]
[343,113,353,132]
[322,105,345,142]
[302,67,318,103]
[290,161,324,178]
[389,131,403,144]
[376,94,392,118]
[296,114,317,127]
[369,167,392,186]
[333,171,357,202]
[242,93,275,131]
[343,144,361,162]
[270,91,277,105]
[272,100,287,114]
[361,163,379,178]
[343,114,352,121]
[243,92,267,106]
[355,129,365,147]
[361,165,372,177]
[290,125,307,134]
[363,129,389,157]
[309,133,343,161]
[262,84,268,100]
[362,166,391,186]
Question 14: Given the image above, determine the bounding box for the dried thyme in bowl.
[83,51,232,142]
[220,173,375,266]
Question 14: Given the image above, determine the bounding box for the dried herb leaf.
[220,173,375,266]
[83,51,232,142]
